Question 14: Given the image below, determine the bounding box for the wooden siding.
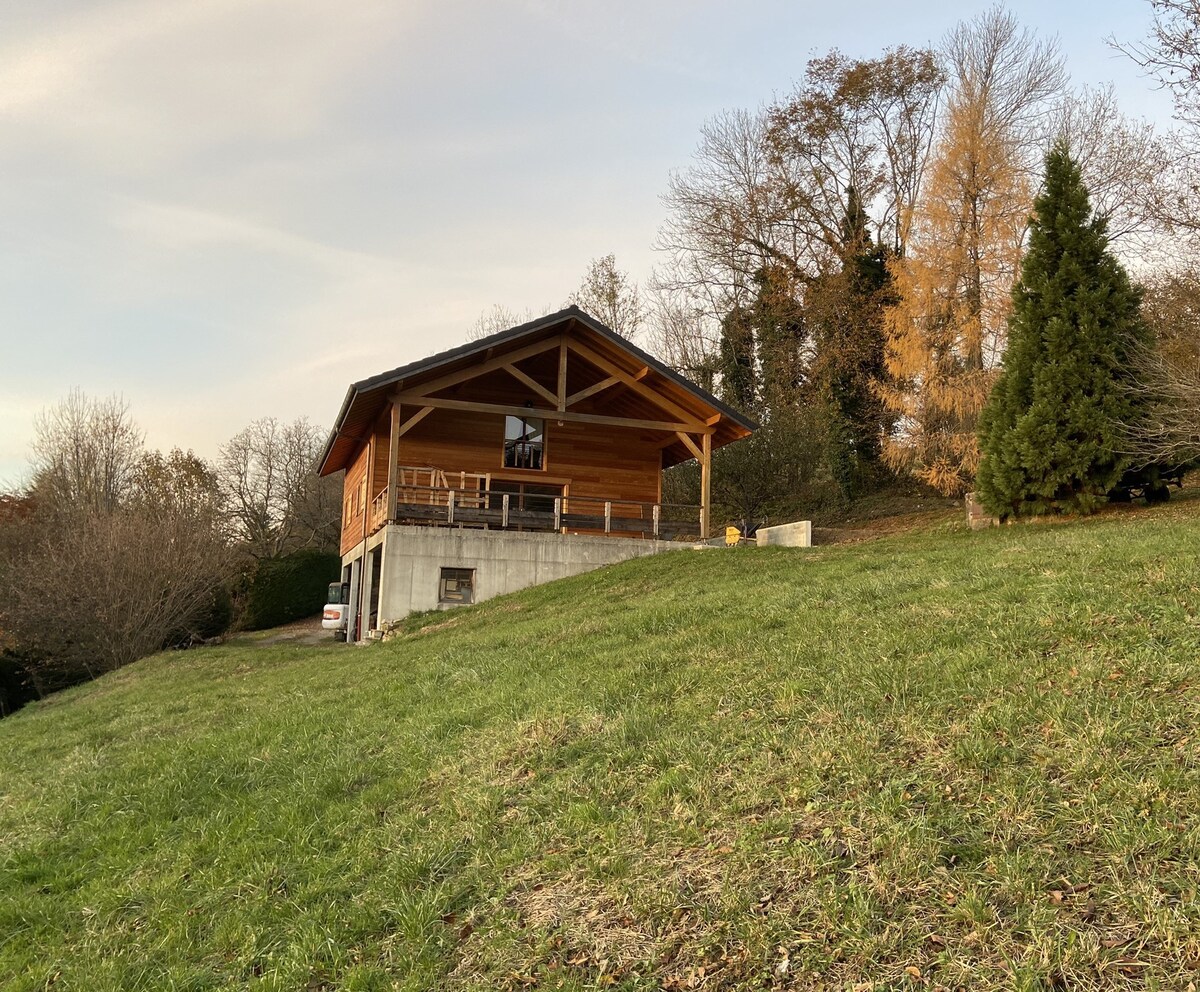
[335,403,667,549]
[339,443,372,557]
[395,405,662,506]
[371,415,390,497]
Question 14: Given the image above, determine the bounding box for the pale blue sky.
[0,0,1174,485]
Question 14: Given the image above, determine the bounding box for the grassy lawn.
[3,501,1200,990]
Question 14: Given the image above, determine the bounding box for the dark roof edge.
[317,305,757,475]
[317,308,585,475]
[565,308,758,433]
[317,384,358,476]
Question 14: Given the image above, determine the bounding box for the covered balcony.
[366,466,702,541]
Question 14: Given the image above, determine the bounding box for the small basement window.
[504,415,544,470]
[438,567,475,605]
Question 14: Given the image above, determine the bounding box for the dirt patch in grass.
[518,876,656,965]
[447,872,655,989]
[232,615,332,646]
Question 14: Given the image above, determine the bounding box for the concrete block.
[756,520,812,548]
[964,492,997,530]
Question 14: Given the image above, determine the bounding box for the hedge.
[239,550,341,631]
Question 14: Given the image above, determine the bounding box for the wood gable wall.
[330,312,753,555]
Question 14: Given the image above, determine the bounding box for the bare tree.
[644,278,721,389]
[566,254,646,339]
[466,304,539,342]
[1,509,228,692]
[1123,344,1200,464]
[766,46,945,255]
[1106,4,1200,257]
[29,390,145,514]
[651,107,816,394]
[1119,267,1200,465]
[1053,86,1173,263]
[1118,0,1200,127]
[944,6,1066,158]
[657,109,804,323]
[1142,266,1200,364]
[216,416,337,560]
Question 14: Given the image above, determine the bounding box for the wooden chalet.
[317,307,755,633]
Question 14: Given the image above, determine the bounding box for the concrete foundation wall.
[756,520,812,548]
[371,526,680,624]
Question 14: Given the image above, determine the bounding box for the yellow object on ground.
[725,526,741,547]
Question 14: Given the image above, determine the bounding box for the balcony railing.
[367,483,700,541]
[368,488,389,534]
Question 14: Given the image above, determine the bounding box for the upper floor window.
[504,415,544,470]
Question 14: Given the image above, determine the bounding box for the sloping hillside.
[3,503,1200,990]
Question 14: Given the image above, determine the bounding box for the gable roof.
[317,306,756,476]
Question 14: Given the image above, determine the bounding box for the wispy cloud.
[112,195,404,277]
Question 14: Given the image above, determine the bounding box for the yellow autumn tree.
[880,7,1064,495]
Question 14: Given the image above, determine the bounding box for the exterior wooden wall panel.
[395,406,662,506]
[340,443,372,557]
[371,417,390,496]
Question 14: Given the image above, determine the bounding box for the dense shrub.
[239,550,341,631]
[0,653,38,718]
[163,584,234,648]
[2,509,230,692]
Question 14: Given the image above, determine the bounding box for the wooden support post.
[604,501,612,534]
[557,339,568,413]
[387,403,401,523]
[502,493,510,528]
[652,504,660,538]
[554,496,562,531]
[366,433,375,515]
[447,489,456,525]
[701,432,712,541]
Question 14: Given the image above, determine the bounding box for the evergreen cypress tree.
[976,143,1150,517]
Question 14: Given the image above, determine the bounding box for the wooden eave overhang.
[317,306,756,476]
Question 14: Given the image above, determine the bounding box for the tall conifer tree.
[807,188,894,497]
[976,144,1150,516]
